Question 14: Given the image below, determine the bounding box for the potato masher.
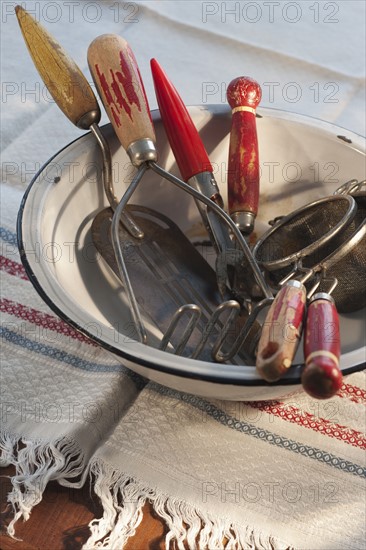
[92,204,260,363]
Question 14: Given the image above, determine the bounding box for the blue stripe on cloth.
[0,227,18,246]
[1,326,146,389]
[151,384,366,480]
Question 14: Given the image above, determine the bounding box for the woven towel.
[2,182,366,549]
[1,1,366,548]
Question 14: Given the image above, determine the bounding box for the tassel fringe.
[1,430,86,538]
[83,459,292,550]
[1,431,291,549]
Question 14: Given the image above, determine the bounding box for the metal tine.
[307,273,338,300]
[334,179,366,195]
[159,304,202,355]
[192,300,241,361]
[217,260,313,367]
[278,260,314,287]
[214,297,273,363]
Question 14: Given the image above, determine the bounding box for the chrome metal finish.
[334,179,365,195]
[111,164,149,344]
[187,172,223,206]
[102,158,273,362]
[286,279,305,290]
[90,124,144,239]
[214,297,273,362]
[77,109,101,130]
[310,292,335,304]
[187,172,234,274]
[127,138,158,166]
[253,194,357,271]
[159,305,201,354]
[191,300,240,360]
[231,211,255,234]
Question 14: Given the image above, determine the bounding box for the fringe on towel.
[1,433,292,549]
[84,459,293,550]
[0,430,87,539]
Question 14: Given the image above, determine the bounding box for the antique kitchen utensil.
[255,183,365,382]
[253,194,357,278]
[17,101,366,400]
[226,76,262,234]
[150,58,243,299]
[256,280,307,382]
[92,204,260,362]
[253,183,366,313]
[15,5,141,238]
[150,58,270,305]
[302,288,343,399]
[87,34,272,347]
[311,186,366,313]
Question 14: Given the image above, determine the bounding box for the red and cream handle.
[256,280,306,382]
[227,77,262,234]
[302,293,342,399]
[88,34,157,166]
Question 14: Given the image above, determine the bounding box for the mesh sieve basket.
[253,191,365,313]
[253,194,357,273]
[312,192,366,313]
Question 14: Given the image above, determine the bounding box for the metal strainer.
[253,194,357,272]
[253,181,366,313]
[309,190,366,312]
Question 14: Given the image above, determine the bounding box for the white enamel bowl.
[18,106,366,400]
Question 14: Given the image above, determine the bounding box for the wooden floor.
[0,465,167,550]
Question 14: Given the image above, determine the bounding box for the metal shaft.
[90,123,144,239]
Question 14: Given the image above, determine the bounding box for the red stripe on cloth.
[1,298,97,347]
[337,383,366,404]
[1,255,28,280]
[249,401,366,449]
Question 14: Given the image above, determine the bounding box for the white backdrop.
[1,0,365,189]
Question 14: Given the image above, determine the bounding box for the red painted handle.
[88,34,155,152]
[151,58,212,181]
[227,77,261,233]
[302,295,342,399]
[256,281,306,382]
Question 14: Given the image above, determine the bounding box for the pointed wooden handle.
[88,34,155,152]
[15,5,99,129]
[256,281,306,382]
[302,295,342,399]
[227,76,261,233]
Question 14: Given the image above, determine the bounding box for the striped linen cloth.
[1,182,365,549]
[1,1,365,548]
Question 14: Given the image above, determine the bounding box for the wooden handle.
[302,295,342,399]
[227,76,261,233]
[88,34,155,152]
[151,58,212,182]
[256,281,306,382]
[15,5,99,129]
